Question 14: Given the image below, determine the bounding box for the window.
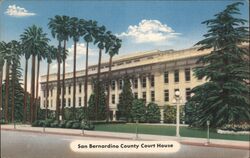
[68,86,71,94]
[79,84,82,93]
[142,92,146,102]
[185,68,191,81]
[79,97,82,106]
[134,78,138,89]
[51,99,53,107]
[164,71,169,83]
[174,70,179,82]
[119,94,122,102]
[112,95,115,104]
[111,80,115,90]
[43,91,46,98]
[51,89,53,97]
[43,100,45,107]
[151,91,155,102]
[150,75,154,87]
[134,92,138,99]
[63,98,66,107]
[68,98,71,107]
[47,100,49,108]
[164,90,169,102]
[119,79,123,90]
[186,88,191,101]
[142,77,146,88]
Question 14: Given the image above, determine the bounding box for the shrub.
[131,99,146,123]
[220,123,250,132]
[58,120,68,128]
[44,119,54,127]
[32,120,40,127]
[146,103,161,123]
[64,108,74,120]
[76,108,87,121]
[72,122,81,129]
[65,120,75,128]
[50,120,59,128]
[164,105,185,124]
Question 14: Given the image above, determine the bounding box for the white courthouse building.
[40,47,210,121]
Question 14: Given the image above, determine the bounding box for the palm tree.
[69,17,81,119]
[82,20,96,115]
[60,15,70,120]
[105,35,122,121]
[34,48,47,121]
[93,25,106,120]
[21,46,31,123]
[45,45,57,119]
[20,25,49,123]
[48,16,63,120]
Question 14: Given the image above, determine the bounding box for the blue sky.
[0,0,249,91]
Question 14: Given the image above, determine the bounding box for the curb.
[1,128,249,150]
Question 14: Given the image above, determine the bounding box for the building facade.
[40,47,211,121]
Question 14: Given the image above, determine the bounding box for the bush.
[146,103,161,123]
[50,120,59,128]
[72,122,81,129]
[131,99,146,123]
[58,120,68,128]
[76,108,87,121]
[164,105,185,124]
[220,123,250,132]
[44,119,55,127]
[64,108,74,120]
[32,120,40,127]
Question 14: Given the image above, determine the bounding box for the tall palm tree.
[21,46,31,123]
[45,45,57,119]
[48,16,65,120]
[106,35,122,121]
[20,25,49,123]
[34,48,47,121]
[93,25,106,120]
[69,17,81,119]
[60,15,70,120]
[82,20,96,115]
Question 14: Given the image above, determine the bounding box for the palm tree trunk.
[56,42,62,121]
[61,40,66,120]
[30,54,36,123]
[34,58,40,121]
[45,63,50,119]
[106,56,113,121]
[72,41,77,119]
[0,66,3,120]
[84,42,89,115]
[23,59,28,123]
[4,61,10,122]
[95,48,102,120]
[11,71,15,123]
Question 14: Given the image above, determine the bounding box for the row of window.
[43,97,84,108]
[110,88,191,104]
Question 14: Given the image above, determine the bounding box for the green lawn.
[94,124,249,141]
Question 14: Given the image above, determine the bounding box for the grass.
[94,124,249,141]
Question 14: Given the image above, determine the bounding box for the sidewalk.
[1,124,249,150]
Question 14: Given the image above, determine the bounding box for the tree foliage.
[131,99,146,122]
[188,2,250,128]
[146,102,161,123]
[117,76,134,120]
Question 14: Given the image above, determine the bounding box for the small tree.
[131,99,146,122]
[117,76,134,121]
[146,102,160,123]
[88,80,106,120]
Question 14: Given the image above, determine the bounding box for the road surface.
[1,130,249,158]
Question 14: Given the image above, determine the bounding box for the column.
[160,108,164,124]
[138,76,142,98]
[113,110,117,121]
[146,75,151,103]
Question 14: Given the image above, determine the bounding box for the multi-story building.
[40,46,211,121]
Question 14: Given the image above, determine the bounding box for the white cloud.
[118,19,180,44]
[67,43,96,61]
[5,5,36,17]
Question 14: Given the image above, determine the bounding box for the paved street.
[1,130,249,158]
